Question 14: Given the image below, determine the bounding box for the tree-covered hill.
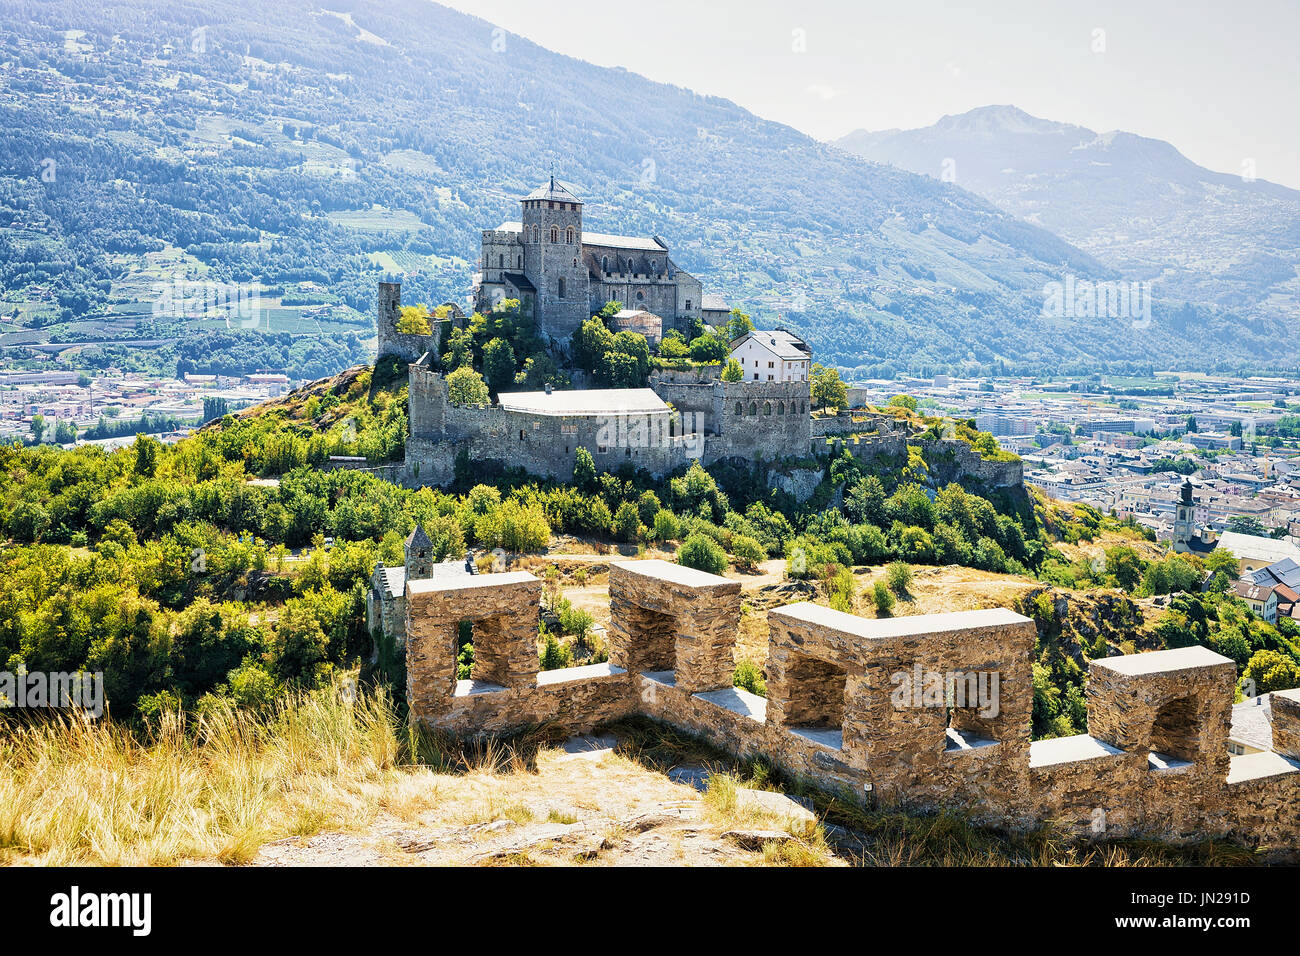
[1,0,1284,376]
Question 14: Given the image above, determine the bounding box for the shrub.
[678,532,727,575]
[886,561,913,596]
[653,509,682,542]
[872,581,895,616]
[729,534,766,572]
[733,660,767,696]
[558,603,594,642]
[613,501,643,542]
[539,629,573,671]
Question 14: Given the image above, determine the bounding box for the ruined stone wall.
[376,281,440,364]
[915,438,1023,491]
[403,559,1300,855]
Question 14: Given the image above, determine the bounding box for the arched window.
[517,256,522,268]
[764,402,772,416]
[550,226,559,243]
[532,225,539,243]
[601,256,608,271]
[558,278,566,298]
[626,258,634,272]
[636,290,644,301]
[749,402,758,415]
[498,254,504,268]
[566,226,575,244]
[735,402,743,416]
[778,402,785,415]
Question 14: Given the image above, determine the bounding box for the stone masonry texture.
[403,559,1300,857]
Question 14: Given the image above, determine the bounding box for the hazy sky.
[439,0,1300,190]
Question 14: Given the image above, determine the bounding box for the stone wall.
[607,560,742,695]
[376,281,440,363]
[403,558,1300,855]
[403,370,818,487]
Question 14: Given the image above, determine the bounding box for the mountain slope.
[836,105,1300,324]
[0,3,1288,375]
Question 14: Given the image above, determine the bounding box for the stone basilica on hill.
[473,178,724,341]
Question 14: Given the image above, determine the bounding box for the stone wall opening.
[783,651,846,730]
[456,616,514,689]
[620,603,677,676]
[1150,696,1199,764]
[944,671,1001,747]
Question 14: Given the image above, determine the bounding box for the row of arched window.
[734,400,808,417]
[529,225,576,244]
[599,255,660,275]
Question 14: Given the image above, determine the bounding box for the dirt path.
[252,735,837,867]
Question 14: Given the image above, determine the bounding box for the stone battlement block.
[1272,689,1300,760]
[765,603,1035,780]
[405,571,542,721]
[607,559,741,694]
[1087,646,1235,774]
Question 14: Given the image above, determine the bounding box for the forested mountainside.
[0,0,1287,376]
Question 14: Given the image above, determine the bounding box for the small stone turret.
[404,525,433,580]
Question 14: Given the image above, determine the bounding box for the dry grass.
[0,685,454,866]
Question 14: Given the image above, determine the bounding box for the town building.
[728,329,811,382]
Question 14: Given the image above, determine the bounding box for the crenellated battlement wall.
[404,559,1300,856]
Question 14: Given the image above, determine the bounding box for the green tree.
[688,331,728,363]
[721,357,744,382]
[887,394,919,412]
[446,366,490,405]
[1243,650,1300,694]
[572,447,597,491]
[571,316,613,373]
[396,304,431,335]
[811,364,847,409]
[1227,515,1268,537]
[724,308,754,342]
[481,337,517,395]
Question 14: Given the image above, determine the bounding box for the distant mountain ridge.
[836,105,1300,325]
[0,5,1291,375]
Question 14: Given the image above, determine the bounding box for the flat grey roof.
[1091,644,1233,676]
[1230,694,1275,752]
[407,570,537,595]
[497,387,669,417]
[612,558,738,590]
[768,602,1031,641]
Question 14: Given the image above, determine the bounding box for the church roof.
[524,178,583,204]
[582,231,666,252]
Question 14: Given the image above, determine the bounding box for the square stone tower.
[520,178,590,342]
